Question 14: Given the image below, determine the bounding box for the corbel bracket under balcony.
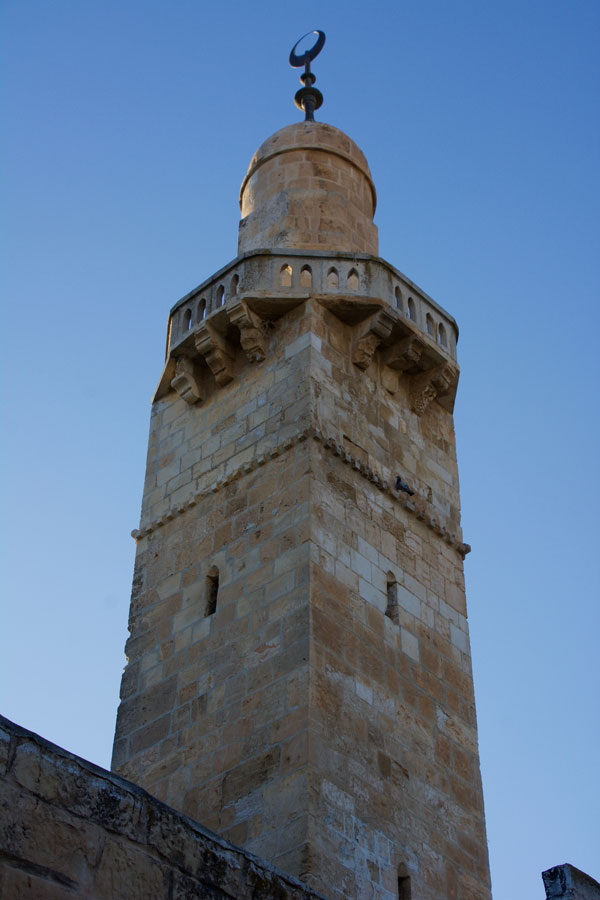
[383,336,424,372]
[228,299,268,363]
[242,291,309,321]
[362,314,460,414]
[352,308,399,370]
[170,357,204,405]
[194,323,236,386]
[409,363,459,415]
[316,294,383,326]
[154,293,307,403]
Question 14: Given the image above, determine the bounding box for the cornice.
[132,426,471,560]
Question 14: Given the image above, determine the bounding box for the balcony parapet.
[167,249,458,361]
[155,250,459,414]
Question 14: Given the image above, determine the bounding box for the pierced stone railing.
[167,249,458,362]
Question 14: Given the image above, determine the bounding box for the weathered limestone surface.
[113,297,488,899]
[238,122,379,255]
[543,864,600,900]
[113,120,492,900]
[166,249,459,357]
[115,301,315,874]
[305,302,489,900]
[0,715,326,900]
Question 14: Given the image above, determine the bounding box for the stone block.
[397,583,421,618]
[400,628,420,662]
[0,782,104,880]
[450,623,469,653]
[543,864,600,900]
[94,839,170,898]
[222,748,281,806]
[0,867,78,900]
[129,714,171,756]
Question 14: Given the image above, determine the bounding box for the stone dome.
[238,121,378,256]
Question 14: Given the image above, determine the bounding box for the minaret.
[113,33,492,900]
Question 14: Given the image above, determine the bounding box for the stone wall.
[111,288,489,899]
[303,300,490,900]
[543,864,600,900]
[113,300,316,876]
[0,715,325,900]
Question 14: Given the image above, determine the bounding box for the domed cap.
[238,121,378,256]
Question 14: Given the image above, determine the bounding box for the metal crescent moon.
[289,30,326,68]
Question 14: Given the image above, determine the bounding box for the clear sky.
[1,1,598,897]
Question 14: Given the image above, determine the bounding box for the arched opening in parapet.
[426,313,435,336]
[327,267,339,289]
[438,322,447,348]
[397,864,412,899]
[394,286,402,311]
[198,298,206,321]
[216,285,225,307]
[347,268,359,291]
[300,265,312,288]
[385,574,399,625]
[231,274,239,295]
[407,297,416,320]
[280,264,292,287]
[184,308,192,330]
[205,566,219,617]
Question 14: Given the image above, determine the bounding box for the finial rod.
[289,30,326,122]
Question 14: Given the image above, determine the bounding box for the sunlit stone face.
[238,121,379,255]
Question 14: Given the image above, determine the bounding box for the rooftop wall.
[0,715,326,900]
[543,864,600,900]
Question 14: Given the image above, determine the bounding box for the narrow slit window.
[408,297,416,320]
[205,566,219,617]
[394,286,402,311]
[216,285,225,307]
[426,313,435,336]
[231,274,239,295]
[327,267,339,289]
[398,875,411,900]
[198,298,206,321]
[347,268,359,291]
[398,865,412,900]
[385,574,399,625]
[184,308,192,330]
[280,264,292,287]
[438,322,447,347]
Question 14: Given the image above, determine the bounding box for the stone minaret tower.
[112,37,492,900]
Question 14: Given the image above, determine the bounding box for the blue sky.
[1,2,598,897]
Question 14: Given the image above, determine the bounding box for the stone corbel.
[384,336,424,372]
[228,300,268,363]
[410,364,458,415]
[352,309,398,370]
[170,357,203,405]
[195,326,235,386]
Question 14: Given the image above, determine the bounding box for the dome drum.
[238,122,379,256]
